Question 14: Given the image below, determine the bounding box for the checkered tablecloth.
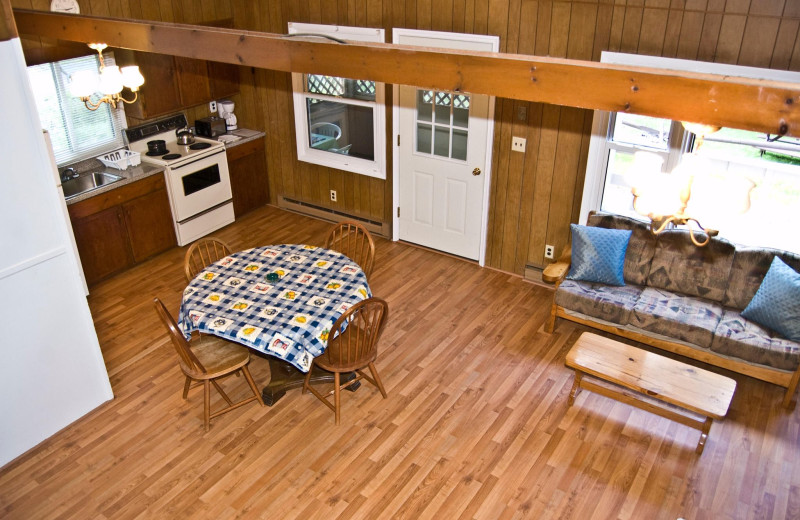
[178,244,371,372]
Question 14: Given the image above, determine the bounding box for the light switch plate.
[512,136,526,153]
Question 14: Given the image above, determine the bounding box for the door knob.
[472,167,481,176]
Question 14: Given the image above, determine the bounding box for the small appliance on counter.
[218,100,237,131]
[195,116,227,138]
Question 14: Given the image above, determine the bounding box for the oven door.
[166,149,232,222]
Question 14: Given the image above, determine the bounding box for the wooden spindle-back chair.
[184,237,233,282]
[153,298,263,431]
[303,297,388,424]
[324,221,375,278]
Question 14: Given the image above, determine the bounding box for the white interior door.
[392,29,498,263]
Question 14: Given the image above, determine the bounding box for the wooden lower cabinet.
[70,206,133,284]
[68,174,176,285]
[227,137,268,217]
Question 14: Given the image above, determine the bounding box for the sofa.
[543,211,800,408]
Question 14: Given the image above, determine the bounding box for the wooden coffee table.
[565,332,736,455]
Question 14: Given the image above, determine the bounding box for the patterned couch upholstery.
[544,211,800,407]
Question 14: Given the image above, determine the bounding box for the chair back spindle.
[184,237,233,282]
[324,221,375,278]
[324,298,387,371]
[153,298,206,375]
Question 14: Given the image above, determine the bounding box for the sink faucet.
[60,167,78,183]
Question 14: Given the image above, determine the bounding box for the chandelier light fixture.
[69,43,144,111]
[629,122,755,247]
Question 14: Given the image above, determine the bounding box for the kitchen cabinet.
[119,51,239,121]
[69,206,132,284]
[226,137,268,217]
[68,174,176,285]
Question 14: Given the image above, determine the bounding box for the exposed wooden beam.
[12,8,800,137]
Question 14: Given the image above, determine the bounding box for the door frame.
[391,28,499,266]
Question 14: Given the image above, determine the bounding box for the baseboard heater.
[278,196,389,237]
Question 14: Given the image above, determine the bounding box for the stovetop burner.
[189,142,212,150]
[162,153,181,160]
[146,149,171,157]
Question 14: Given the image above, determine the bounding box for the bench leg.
[696,417,713,455]
[568,371,583,406]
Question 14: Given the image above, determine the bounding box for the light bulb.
[121,66,144,90]
[69,70,98,98]
[99,65,123,96]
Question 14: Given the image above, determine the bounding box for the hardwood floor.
[2,205,799,519]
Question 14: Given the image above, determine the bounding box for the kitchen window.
[28,53,127,166]
[288,23,386,179]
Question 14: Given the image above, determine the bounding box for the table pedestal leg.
[260,355,360,406]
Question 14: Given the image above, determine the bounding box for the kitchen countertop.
[63,159,166,206]
[62,127,264,205]
[216,128,266,149]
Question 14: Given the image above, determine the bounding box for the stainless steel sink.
[62,172,123,200]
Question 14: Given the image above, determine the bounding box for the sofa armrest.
[542,245,571,285]
[542,262,569,284]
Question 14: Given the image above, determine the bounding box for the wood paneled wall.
[16,0,800,274]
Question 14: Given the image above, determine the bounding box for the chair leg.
[183,376,192,399]
[203,380,211,432]
[368,362,387,398]
[241,365,265,406]
[302,366,313,394]
[334,372,341,425]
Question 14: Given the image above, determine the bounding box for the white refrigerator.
[0,36,113,467]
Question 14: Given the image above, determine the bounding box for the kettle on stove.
[176,127,195,145]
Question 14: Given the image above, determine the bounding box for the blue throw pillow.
[741,256,800,341]
[566,224,632,286]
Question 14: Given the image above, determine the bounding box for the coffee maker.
[218,100,237,131]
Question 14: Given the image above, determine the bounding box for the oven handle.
[170,148,226,171]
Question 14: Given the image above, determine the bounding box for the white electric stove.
[125,114,234,246]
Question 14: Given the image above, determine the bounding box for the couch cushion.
[555,280,644,326]
[629,287,723,348]
[587,212,657,286]
[566,224,631,286]
[711,309,800,372]
[741,257,800,341]
[722,247,800,310]
[646,230,735,303]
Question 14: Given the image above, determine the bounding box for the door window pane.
[453,95,470,128]
[434,126,450,157]
[417,90,432,122]
[452,129,468,161]
[435,92,451,125]
[417,123,432,154]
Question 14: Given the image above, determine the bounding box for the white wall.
[0,37,113,467]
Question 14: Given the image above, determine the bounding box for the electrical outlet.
[330,190,337,202]
[209,100,217,113]
[545,244,555,260]
[512,136,526,153]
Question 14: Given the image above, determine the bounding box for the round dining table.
[179,244,372,404]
